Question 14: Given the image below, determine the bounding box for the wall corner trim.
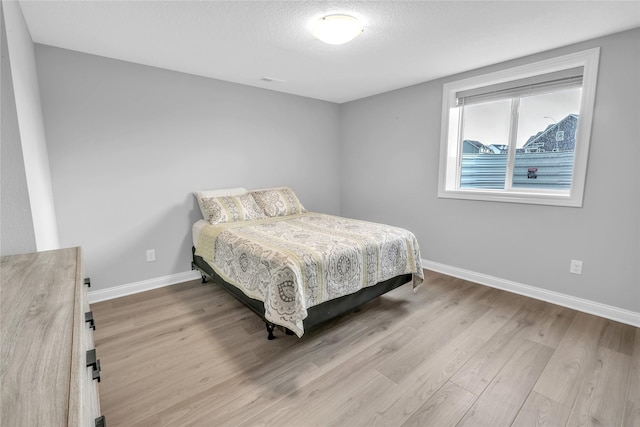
[88,270,201,304]
[421,259,640,328]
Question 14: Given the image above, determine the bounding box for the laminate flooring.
[91,270,639,426]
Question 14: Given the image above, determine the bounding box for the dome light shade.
[312,15,364,45]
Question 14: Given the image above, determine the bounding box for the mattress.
[192,220,209,247]
[194,212,423,336]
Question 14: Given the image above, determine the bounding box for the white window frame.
[437,48,600,207]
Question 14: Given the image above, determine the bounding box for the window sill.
[437,188,583,207]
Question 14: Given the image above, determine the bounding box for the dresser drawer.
[82,280,102,426]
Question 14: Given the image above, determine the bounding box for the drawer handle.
[95,415,106,427]
[85,311,95,330]
[86,349,98,370]
[84,277,91,287]
[92,359,102,382]
[87,349,102,382]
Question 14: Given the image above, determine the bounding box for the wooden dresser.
[1,247,104,426]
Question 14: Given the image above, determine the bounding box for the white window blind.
[456,67,584,106]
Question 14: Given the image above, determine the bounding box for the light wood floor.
[92,270,639,426]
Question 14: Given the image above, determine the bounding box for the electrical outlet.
[570,259,582,275]
[146,249,156,262]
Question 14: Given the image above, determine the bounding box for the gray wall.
[1,4,37,256]
[340,28,640,312]
[31,29,640,315]
[36,46,341,291]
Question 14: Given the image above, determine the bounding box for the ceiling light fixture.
[311,14,364,45]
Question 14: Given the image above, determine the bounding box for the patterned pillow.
[250,187,307,217]
[199,194,266,224]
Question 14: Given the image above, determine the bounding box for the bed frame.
[191,247,411,340]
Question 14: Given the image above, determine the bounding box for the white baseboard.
[88,262,639,328]
[88,270,202,304]
[422,259,640,328]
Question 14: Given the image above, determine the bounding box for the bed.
[191,187,423,339]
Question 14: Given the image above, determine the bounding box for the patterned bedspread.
[195,213,423,337]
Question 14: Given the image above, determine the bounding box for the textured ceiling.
[18,0,640,103]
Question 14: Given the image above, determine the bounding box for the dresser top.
[1,247,81,426]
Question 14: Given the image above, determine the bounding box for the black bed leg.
[201,274,207,283]
[265,322,276,340]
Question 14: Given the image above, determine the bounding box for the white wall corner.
[3,0,60,250]
[421,259,640,328]
[88,270,201,304]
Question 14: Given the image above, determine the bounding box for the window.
[438,48,599,207]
